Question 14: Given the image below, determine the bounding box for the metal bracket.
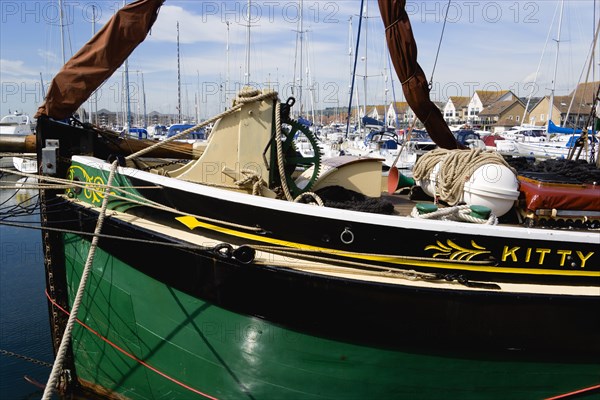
[42,139,59,175]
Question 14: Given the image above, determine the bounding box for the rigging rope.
[429,0,452,90]
[0,167,264,232]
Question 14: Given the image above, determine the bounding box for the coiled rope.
[412,148,515,206]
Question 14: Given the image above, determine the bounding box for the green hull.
[64,233,599,399]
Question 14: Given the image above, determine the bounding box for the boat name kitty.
[501,246,594,268]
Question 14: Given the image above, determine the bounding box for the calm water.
[0,172,55,399]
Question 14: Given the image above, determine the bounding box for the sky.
[1,0,599,122]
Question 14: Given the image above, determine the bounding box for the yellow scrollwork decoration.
[67,165,113,205]
[425,239,490,261]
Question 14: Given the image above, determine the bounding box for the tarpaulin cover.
[518,177,600,213]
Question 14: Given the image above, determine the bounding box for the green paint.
[63,233,600,399]
[416,203,438,215]
[66,162,146,212]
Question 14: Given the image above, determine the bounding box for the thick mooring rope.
[274,102,294,201]
[412,148,515,206]
[42,160,118,400]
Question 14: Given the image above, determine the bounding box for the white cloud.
[0,59,39,78]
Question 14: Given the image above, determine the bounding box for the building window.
[540,114,545,121]
[516,116,520,122]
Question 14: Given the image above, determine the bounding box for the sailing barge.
[25,0,600,398]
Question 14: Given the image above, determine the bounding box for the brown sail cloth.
[35,0,164,120]
[378,0,460,149]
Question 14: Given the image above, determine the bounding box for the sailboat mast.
[226,20,230,107]
[363,0,368,133]
[124,62,131,128]
[197,71,201,122]
[346,0,365,137]
[387,52,400,128]
[177,21,182,123]
[245,0,251,86]
[141,71,147,128]
[92,5,97,125]
[123,1,131,129]
[348,16,353,121]
[58,0,66,65]
[548,0,564,125]
[305,31,315,123]
[40,73,46,100]
[299,0,304,115]
[383,66,388,127]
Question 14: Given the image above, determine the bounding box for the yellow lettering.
[576,251,594,269]
[502,246,519,262]
[536,248,551,265]
[525,248,532,263]
[556,250,572,267]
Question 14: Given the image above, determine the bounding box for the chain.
[139,159,187,172]
[0,349,53,368]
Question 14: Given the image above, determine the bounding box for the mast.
[123,1,131,130]
[225,20,230,107]
[299,0,304,115]
[141,71,147,128]
[548,0,564,125]
[292,0,305,116]
[92,5,98,125]
[245,0,251,86]
[177,21,182,123]
[388,52,400,128]
[197,70,201,122]
[305,31,315,124]
[58,0,66,65]
[363,0,368,134]
[383,65,388,127]
[348,16,353,123]
[40,73,46,100]
[346,0,365,137]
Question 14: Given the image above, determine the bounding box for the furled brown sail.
[378,0,460,149]
[35,0,164,119]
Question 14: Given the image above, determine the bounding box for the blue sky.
[1,0,598,121]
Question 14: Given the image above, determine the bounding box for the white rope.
[410,204,498,225]
[274,102,294,201]
[293,191,324,206]
[42,160,119,399]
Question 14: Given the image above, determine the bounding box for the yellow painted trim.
[176,216,600,278]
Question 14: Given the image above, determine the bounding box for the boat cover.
[35,0,164,120]
[548,121,583,135]
[378,0,460,150]
[518,175,600,214]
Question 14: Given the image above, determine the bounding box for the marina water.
[0,171,54,398]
